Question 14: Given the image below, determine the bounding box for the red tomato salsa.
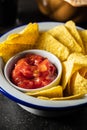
[11,54,57,89]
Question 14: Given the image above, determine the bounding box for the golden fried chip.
[0,43,33,62]
[6,23,39,44]
[37,96,49,100]
[67,52,87,66]
[37,93,85,100]
[78,29,87,54]
[61,53,87,92]
[7,34,19,40]
[26,86,63,98]
[50,93,85,100]
[48,24,83,53]
[70,69,87,95]
[20,23,38,34]
[79,67,87,78]
[0,23,39,62]
[65,20,85,53]
[35,32,70,61]
[61,60,75,90]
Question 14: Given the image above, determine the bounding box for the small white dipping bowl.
[4,49,62,92]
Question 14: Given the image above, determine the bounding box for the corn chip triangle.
[0,23,39,62]
[65,20,85,54]
[25,86,63,98]
[48,23,83,53]
[35,32,70,61]
[78,29,87,54]
[37,93,85,100]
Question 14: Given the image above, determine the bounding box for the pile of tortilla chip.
[30,20,87,100]
[0,23,39,62]
[0,20,87,100]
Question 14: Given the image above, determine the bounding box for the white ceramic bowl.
[0,22,86,117]
[4,49,62,92]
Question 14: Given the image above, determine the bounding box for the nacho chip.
[78,30,87,43]
[48,24,83,53]
[20,23,38,34]
[67,53,87,66]
[79,67,87,78]
[78,29,87,54]
[61,53,87,93]
[65,20,85,53]
[0,23,39,62]
[37,96,49,100]
[37,93,85,100]
[7,34,19,40]
[26,85,63,98]
[70,69,87,95]
[61,60,75,90]
[50,93,85,100]
[6,23,39,44]
[0,43,33,62]
[35,32,70,61]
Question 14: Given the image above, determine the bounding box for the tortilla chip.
[7,34,19,40]
[6,23,39,44]
[65,20,85,53]
[37,96,49,100]
[78,29,87,54]
[78,30,87,43]
[35,32,70,61]
[48,24,83,53]
[79,67,87,78]
[37,93,85,100]
[61,52,87,94]
[70,69,87,95]
[50,93,85,100]
[0,23,39,62]
[61,60,75,90]
[20,23,38,34]
[67,53,87,66]
[0,43,33,62]
[25,85,63,98]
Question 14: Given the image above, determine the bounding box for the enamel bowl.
[0,22,87,117]
[4,49,62,93]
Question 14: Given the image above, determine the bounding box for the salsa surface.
[11,54,57,89]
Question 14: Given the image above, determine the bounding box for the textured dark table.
[0,0,87,130]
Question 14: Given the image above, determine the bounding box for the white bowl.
[0,22,86,117]
[4,49,62,92]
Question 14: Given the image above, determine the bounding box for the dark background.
[0,0,87,130]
